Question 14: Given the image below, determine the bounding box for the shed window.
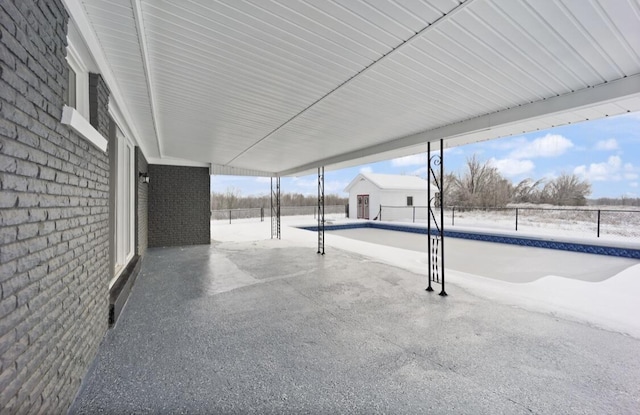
[407,196,413,206]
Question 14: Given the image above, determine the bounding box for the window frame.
[407,196,413,206]
[65,42,89,118]
[110,126,136,287]
[61,27,107,152]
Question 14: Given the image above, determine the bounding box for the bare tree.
[541,173,591,206]
[441,172,457,206]
[224,186,241,209]
[513,178,545,203]
[450,154,512,207]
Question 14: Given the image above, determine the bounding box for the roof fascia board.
[344,173,379,192]
[210,164,275,177]
[279,74,640,176]
[343,173,364,193]
[62,0,158,159]
[147,157,212,169]
[132,0,163,156]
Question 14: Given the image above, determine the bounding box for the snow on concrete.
[211,217,640,339]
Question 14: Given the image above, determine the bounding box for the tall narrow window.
[407,196,413,206]
[111,127,135,286]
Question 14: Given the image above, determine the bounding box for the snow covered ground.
[211,216,640,339]
[381,205,640,244]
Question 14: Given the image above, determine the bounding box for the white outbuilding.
[345,173,433,220]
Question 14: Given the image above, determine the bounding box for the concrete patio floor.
[69,237,640,414]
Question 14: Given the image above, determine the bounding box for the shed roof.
[345,173,428,192]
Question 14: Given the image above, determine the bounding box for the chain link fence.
[378,205,640,240]
[211,205,347,223]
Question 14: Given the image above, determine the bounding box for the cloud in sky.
[287,176,349,195]
[489,158,535,177]
[622,162,639,181]
[391,148,456,167]
[487,137,527,151]
[509,134,574,159]
[594,138,619,151]
[410,166,428,177]
[574,155,623,181]
[391,153,428,166]
[360,166,373,174]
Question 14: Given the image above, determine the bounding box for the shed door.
[357,194,369,219]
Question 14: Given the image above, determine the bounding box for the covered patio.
[3,0,640,413]
[69,221,640,414]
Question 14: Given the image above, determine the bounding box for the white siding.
[378,189,428,222]
[379,189,428,207]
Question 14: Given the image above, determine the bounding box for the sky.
[211,112,640,199]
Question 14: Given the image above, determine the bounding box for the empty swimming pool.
[326,228,640,283]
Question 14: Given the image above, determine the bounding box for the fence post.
[515,208,518,231]
[229,209,232,224]
[379,206,382,221]
[413,206,416,223]
[597,209,601,238]
[452,207,455,226]
[261,207,264,222]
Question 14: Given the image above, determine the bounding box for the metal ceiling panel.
[74,0,640,175]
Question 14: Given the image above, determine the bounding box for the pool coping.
[299,221,640,260]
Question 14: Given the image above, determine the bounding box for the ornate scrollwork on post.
[317,166,325,255]
[271,177,281,240]
[426,139,447,296]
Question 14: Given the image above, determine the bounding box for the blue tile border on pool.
[299,222,640,259]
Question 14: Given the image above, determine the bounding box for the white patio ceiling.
[68,0,640,176]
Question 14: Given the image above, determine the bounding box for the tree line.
[212,153,633,210]
[588,196,640,207]
[442,154,593,207]
[211,187,347,210]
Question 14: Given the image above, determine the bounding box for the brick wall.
[148,165,210,247]
[88,73,110,139]
[0,1,110,413]
[135,147,148,256]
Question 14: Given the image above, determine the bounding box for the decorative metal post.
[317,166,325,255]
[270,176,281,239]
[426,139,447,296]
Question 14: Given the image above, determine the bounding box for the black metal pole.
[597,209,601,238]
[317,166,325,255]
[270,177,281,239]
[439,138,447,297]
[277,177,281,239]
[515,208,519,231]
[229,210,231,224]
[452,206,455,226]
[413,206,416,223]
[426,141,433,292]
